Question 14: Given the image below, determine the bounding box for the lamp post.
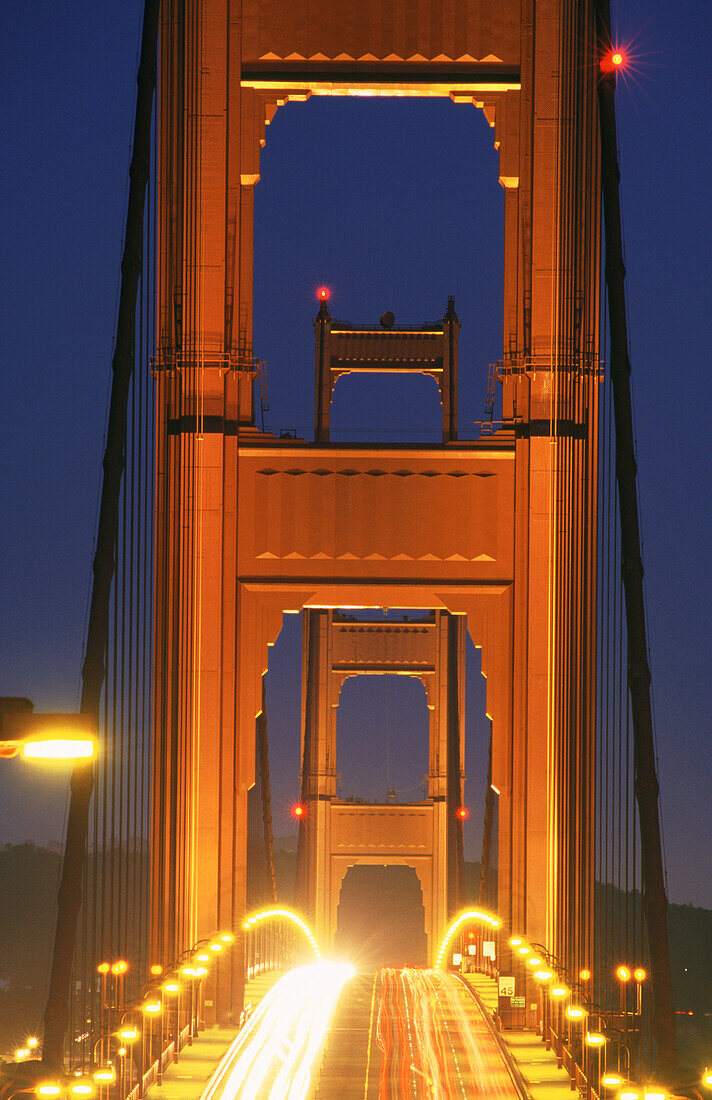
[161,979,181,1070]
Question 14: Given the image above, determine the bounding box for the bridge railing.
[243,907,322,984]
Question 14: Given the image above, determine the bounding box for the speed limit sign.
[498,976,515,998]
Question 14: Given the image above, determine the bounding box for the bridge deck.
[148,969,580,1099]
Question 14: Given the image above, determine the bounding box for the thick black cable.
[41,0,159,1069]
[594,0,677,1071]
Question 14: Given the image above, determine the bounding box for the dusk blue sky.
[0,1,710,908]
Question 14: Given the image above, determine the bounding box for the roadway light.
[579,969,591,982]
[142,1000,161,1015]
[150,964,163,977]
[602,1075,624,1089]
[27,1037,39,1050]
[21,738,95,760]
[534,970,554,982]
[71,1084,94,1096]
[643,1092,666,1100]
[111,961,128,976]
[195,953,210,963]
[509,937,523,947]
[633,968,647,983]
[0,711,97,761]
[16,1048,29,1060]
[518,946,531,956]
[586,1032,606,1046]
[551,985,570,999]
[97,963,110,975]
[36,1086,61,1097]
[163,980,181,995]
[117,1027,138,1042]
[616,965,631,983]
[93,1071,115,1084]
[220,934,234,944]
[704,1070,712,1087]
[566,1005,587,1020]
[619,1091,640,1100]
[527,957,543,968]
[209,942,222,953]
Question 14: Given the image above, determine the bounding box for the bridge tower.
[296,610,466,958]
[151,0,601,1020]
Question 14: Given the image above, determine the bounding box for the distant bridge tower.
[296,610,466,957]
[151,0,601,1021]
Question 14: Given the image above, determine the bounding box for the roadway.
[199,964,525,1099]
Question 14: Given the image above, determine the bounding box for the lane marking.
[363,972,379,1100]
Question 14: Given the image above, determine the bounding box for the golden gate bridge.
[0,0,693,1096]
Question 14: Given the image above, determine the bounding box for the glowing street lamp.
[36,1087,61,1098]
[70,1083,94,1097]
[0,709,97,762]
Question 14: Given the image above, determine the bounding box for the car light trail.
[202,962,353,1100]
[377,968,521,1098]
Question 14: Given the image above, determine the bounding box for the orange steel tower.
[151,0,601,1021]
[295,609,467,959]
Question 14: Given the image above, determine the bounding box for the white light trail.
[201,962,353,1100]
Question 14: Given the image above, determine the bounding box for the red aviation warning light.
[291,802,306,819]
[317,286,330,302]
[456,806,469,820]
[600,47,627,73]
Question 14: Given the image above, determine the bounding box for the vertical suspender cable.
[594,0,677,1071]
[41,0,159,1069]
[257,679,278,904]
[478,723,495,908]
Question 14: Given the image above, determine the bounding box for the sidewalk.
[142,971,283,1100]
[467,973,576,1100]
